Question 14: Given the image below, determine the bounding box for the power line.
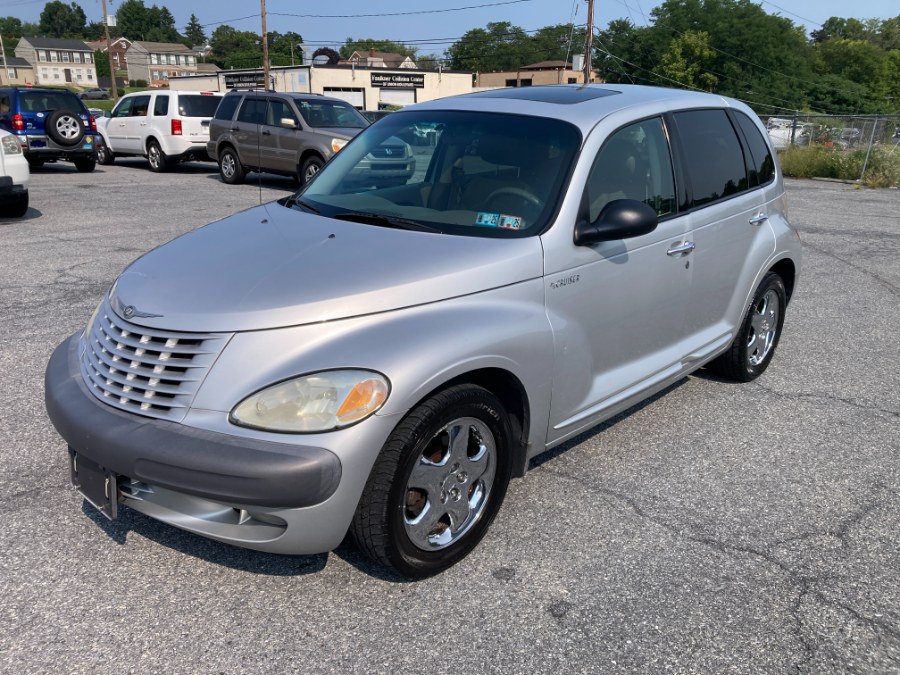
[270,0,538,20]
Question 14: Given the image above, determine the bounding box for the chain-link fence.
[761,114,900,184]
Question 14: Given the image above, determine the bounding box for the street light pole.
[261,0,270,89]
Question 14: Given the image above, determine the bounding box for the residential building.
[127,41,198,86]
[346,49,417,70]
[476,60,601,88]
[14,37,97,87]
[1,57,36,86]
[88,36,132,72]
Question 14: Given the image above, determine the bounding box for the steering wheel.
[485,187,544,210]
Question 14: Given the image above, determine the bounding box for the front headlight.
[1,135,22,155]
[331,138,348,153]
[230,369,390,433]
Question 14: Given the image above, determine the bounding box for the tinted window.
[587,117,676,222]
[674,110,748,207]
[179,95,221,117]
[214,95,240,121]
[20,91,83,112]
[266,99,296,126]
[734,111,775,187]
[131,95,151,117]
[236,97,266,125]
[297,99,368,129]
[153,95,169,116]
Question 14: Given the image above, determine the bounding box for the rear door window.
[214,95,240,121]
[153,95,169,116]
[673,109,748,207]
[236,97,266,125]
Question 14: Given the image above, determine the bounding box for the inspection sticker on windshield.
[475,212,525,229]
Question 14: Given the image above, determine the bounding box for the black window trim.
[727,108,777,190]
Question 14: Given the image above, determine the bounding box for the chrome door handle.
[749,212,768,225]
[667,241,695,256]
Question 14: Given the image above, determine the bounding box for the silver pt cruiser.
[46,85,801,578]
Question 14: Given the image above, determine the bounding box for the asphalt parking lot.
[1,161,898,673]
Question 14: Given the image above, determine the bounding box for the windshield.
[294,110,581,237]
[298,99,369,129]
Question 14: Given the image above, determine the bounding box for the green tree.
[340,38,417,60]
[94,48,110,77]
[659,30,718,90]
[184,14,206,47]
[447,22,534,71]
[269,31,304,66]
[117,0,180,42]
[39,1,87,38]
[0,16,24,39]
[811,17,869,43]
[209,25,261,69]
[530,24,588,63]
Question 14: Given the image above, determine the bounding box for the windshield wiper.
[333,211,439,233]
[285,196,320,214]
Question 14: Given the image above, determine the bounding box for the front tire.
[218,147,245,184]
[708,271,787,381]
[96,142,114,165]
[300,156,324,184]
[351,384,513,578]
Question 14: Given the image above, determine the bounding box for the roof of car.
[410,84,745,134]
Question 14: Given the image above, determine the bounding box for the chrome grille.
[370,144,405,159]
[80,300,230,422]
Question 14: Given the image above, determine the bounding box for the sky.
[2,0,899,53]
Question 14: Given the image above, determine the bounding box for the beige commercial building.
[167,64,474,110]
[477,60,600,88]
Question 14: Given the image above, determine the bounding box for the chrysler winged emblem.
[113,295,162,320]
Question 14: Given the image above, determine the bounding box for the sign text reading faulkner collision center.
[371,73,425,89]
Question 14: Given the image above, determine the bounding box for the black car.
[0,88,100,171]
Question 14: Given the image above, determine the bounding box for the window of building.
[62,52,70,62]
[568,78,577,84]
[39,50,49,61]
[505,79,517,87]
[85,53,92,63]
[50,52,58,62]
[151,54,159,65]
[7,68,16,79]
[73,53,82,63]
[87,71,93,80]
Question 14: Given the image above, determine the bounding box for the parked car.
[0,87,99,172]
[834,127,861,149]
[766,121,812,150]
[0,129,29,217]
[80,87,110,100]
[362,109,393,123]
[45,85,801,578]
[95,90,223,171]
[207,90,370,184]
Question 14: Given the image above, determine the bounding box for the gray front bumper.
[44,333,342,509]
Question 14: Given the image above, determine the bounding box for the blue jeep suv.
[0,88,99,172]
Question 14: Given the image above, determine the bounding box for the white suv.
[96,90,222,171]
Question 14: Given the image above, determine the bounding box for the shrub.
[779,145,899,187]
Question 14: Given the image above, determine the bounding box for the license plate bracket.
[69,448,119,520]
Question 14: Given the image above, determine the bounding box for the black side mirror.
[574,199,659,246]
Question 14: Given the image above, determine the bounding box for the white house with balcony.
[127,41,198,86]
[14,37,97,87]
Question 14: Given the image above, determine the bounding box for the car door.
[121,94,150,154]
[260,98,299,173]
[669,109,776,355]
[543,116,693,444]
[106,96,133,152]
[232,96,266,168]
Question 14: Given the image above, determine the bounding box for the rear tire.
[73,158,96,173]
[26,157,44,168]
[218,147,245,184]
[0,192,28,218]
[351,384,513,578]
[147,140,169,173]
[708,272,787,382]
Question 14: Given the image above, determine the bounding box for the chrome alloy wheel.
[304,164,320,181]
[747,289,780,366]
[55,114,81,140]
[403,417,497,551]
[221,152,236,179]
[148,144,162,170]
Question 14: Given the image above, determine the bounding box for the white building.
[15,37,97,87]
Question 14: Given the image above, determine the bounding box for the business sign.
[224,72,267,89]
[371,73,425,89]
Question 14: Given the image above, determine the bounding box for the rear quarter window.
[213,95,240,121]
[734,111,775,187]
[153,95,169,116]
[674,109,748,207]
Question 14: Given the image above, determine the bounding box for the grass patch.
[779,145,900,188]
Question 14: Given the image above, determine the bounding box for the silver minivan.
[46,85,801,578]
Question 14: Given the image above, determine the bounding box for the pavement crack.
[801,239,900,297]
[750,381,900,419]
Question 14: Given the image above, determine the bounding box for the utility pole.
[583,0,594,85]
[101,0,118,99]
[261,0,270,89]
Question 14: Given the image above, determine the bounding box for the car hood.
[110,202,544,332]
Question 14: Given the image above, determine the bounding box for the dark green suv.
[0,88,99,172]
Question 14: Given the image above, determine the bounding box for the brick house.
[88,36,132,72]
